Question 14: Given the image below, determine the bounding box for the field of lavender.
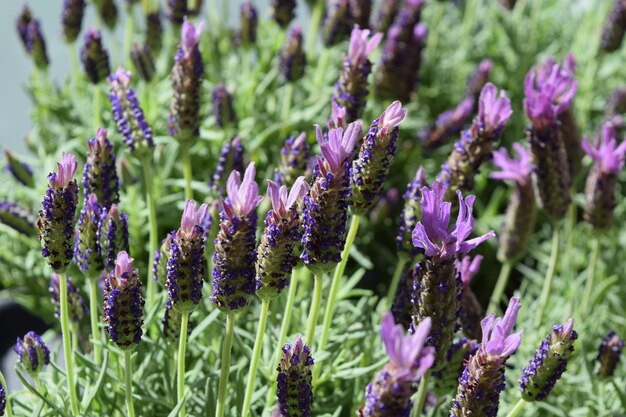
[1,0,626,416]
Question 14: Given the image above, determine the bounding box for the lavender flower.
[257,178,309,300]
[360,313,434,417]
[103,251,144,350]
[272,0,296,28]
[238,1,258,46]
[166,0,187,25]
[601,0,626,52]
[97,0,118,31]
[432,338,478,397]
[322,0,352,47]
[328,100,348,131]
[81,29,110,84]
[212,84,237,128]
[25,20,50,70]
[38,153,79,272]
[490,144,536,262]
[373,0,400,33]
[4,149,34,188]
[211,164,262,312]
[61,0,85,43]
[596,330,624,378]
[167,200,209,313]
[301,121,363,273]
[130,43,156,82]
[457,255,483,341]
[50,273,88,323]
[162,299,192,343]
[108,67,154,153]
[333,26,383,123]
[146,10,163,56]
[0,378,5,416]
[0,201,37,237]
[351,101,407,213]
[524,59,576,220]
[520,319,577,401]
[168,19,204,142]
[438,83,513,198]
[450,297,523,417]
[277,335,314,417]
[420,97,474,149]
[14,332,50,376]
[99,204,130,270]
[16,5,32,51]
[275,132,310,186]
[279,26,306,82]
[82,128,119,209]
[583,124,626,230]
[395,166,427,255]
[74,193,104,274]
[410,183,495,366]
[466,59,494,100]
[390,0,424,42]
[210,135,245,195]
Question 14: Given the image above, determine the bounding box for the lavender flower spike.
[333,26,383,123]
[167,200,209,313]
[168,18,204,143]
[210,135,245,196]
[601,0,626,52]
[4,149,34,188]
[279,26,306,82]
[277,335,314,417]
[38,153,79,272]
[108,67,154,154]
[50,274,88,323]
[81,29,110,84]
[274,132,310,186]
[15,332,50,376]
[457,255,484,341]
[520,318,577,401]
[74,193,104,274]
[16,6,32,51]
[490,144,536,262]
[211,163,262,313]
[395,166,427,255]
[301,121,363,273]
[82,128,120,209]
[360,313,435,417]
[103,251,144,350]
[596,330,625,378]
[257,177,309,300]
[351,101,406,214]
[212,84,237,129]
[582,123,626,230]
[450,297,523,417]
[26,19,50,70]
[322,0,352,47]
[0,201,37,237]
[99,204,130,270]
[62,0,86,43]
[438,83,512,198]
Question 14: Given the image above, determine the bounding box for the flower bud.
[100,204,130,270]
[272,0,296,28]
[596,330,624,378]
[372,0,399,33]
[81,29,111,84]
[210,135,245,196]
[212,84,237,129]
[279,27,306,82]
[15,332,50,376]
[238,1,258,46]
[0,201,37,237]
[62,0,85,43]
[277,335,314,417]
[82,128,120,209]
[146,10,163,56]
[74,193,104,274]
[395,166,427,255]
[322,0,352,47]
[4,149,34,188]
[98,0,118,31]
[274,133,310,187]
[601,0,626,52]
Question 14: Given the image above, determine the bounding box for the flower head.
[14,332,50,375]
[315,121,362,173]
[477,83,512,136]
[49,153,78,189]
[277,335,314,417]
[223,163,262,219]
[181,17,203,54]
[479,296,523,359]
[582,123,626,173]
[83,128,119,209]
[62,0,86,44]
[596,330,625,378]
[268,177,309,218]
[456,254,483,288]
[348,26,383,69]
[81,28,110,84]
[490,143,533,185]
[329,101,348,130]
[379,100,407,136]
[180,200,209,237]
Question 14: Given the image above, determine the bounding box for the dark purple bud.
[322,0,352,47]
[596,330,624,378]
[277,335,314,417]
[372,0,400,34]
[391,262,419,330]
[0,201,37,237]
[166,0,187,25]
[275,132,310,187]
[146,10,163,56]
[16,5,33,51]
[81,29,111,84]
[396,166,427,255]
[130,43,156,82]
[279,26,306,82]
[168,19,205,142]
[520,319,577,401]
[272,0,296,28]
[74,193,104,274]
[25,20,50,70]
[212,84,237,129]
[4,149,34,188]
[38,153,79,272]
[82,128,120,209]
[103,252,144,350]
[15,332,50,376]
[108,67,154,153]
[210,135,245,196]
[100,204,130,270]
[601,0,626,52]
[50,273,88,323]
[62,0,85,43]
[239,1,258,46]
[420,97,474,149]
[97,0,118,30]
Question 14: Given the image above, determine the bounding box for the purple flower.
[16,6,32,51]
[583,123,626,173]
[596,330,625,378]
[456,255,483,288]
[99,204,130,270]
[466,59,494,99]
[279,26,306,82]
[82,128,119,209]
[24,19,49,69]
[212,84,237,129]
[328,101,348,131]
[316,122,362,173]
[62,0,85,43]
[103,251,144,350]
[15,332,50,376]
[50,273,88,323]
[222,163,263,219]
[348,26,383,69]
[81,29,110,84]
[0,376,5,416]
[411,182,495,259]
[396,166,428,255]
[476,83,513,138]
[277,335,314,417]
[166,0,187,25]
[479,296,523,358]
[210,135,245,195]
[490,143,533,185]
[49,153,78,189]
[74,193,104,274]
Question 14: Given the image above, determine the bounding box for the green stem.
[93,85,101,131]
[72,323,78,352]
[0,371,13,417]
[306,0,325,58]
[180,144,194,201]
[177,312,190,417]
[305,273,324,348]
[141,159,158,312]
[266,269,299,408]
[216,315,236,417]
[535,225,560,326]
[581,235,600,314]
[313,215,361,384]
[487,261,514,315]
[385,254,409,309]
[34,377,46,411]
[241,300,270,417]
[411,371,431,417]
[124,350,136,417]
[504,398,526,417]
[88,279,102,365]
[59,273,80,416]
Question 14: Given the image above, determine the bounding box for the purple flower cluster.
[82,128,120,209]
[99,204,130,271]
[50,273,88,323]
[108,67,154,153]
[274,132,310,187]
[103,252,144,350]
[16,6,49,70]
[74,193,105,274]
[277,335,314,417]
[61,0,85,43]
[395,166,427,255]
[279,27,307,82]
[130,42,156,82]
[0,201,37,237]
[81,29,110,84]
[596,330,625,378]
[14,331,50,376]
[0,377,4,416]
[432,338,478,397]
[4,149,34,188]
[212,84,237,129]
[210,135,245,196]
